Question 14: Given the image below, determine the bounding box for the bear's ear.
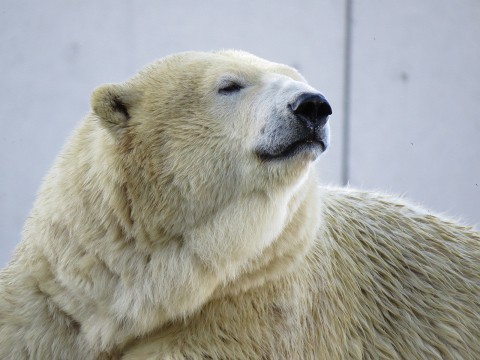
[91,83,140,131]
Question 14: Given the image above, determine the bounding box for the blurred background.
[1,0,479,267]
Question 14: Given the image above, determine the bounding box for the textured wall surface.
[0,0,478,267]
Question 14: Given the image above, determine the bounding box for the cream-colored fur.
[124,188,480,359]
[0,50,478,360]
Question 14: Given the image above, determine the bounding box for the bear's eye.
[218,82,244,95]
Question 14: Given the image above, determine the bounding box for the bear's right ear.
[91,83,140,132]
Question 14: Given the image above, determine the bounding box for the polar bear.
[0,50,479,360]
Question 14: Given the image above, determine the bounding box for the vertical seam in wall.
[342,0,353,186]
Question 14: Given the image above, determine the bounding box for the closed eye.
[218,82,244,95]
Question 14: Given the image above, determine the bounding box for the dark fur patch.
[113,97,130,120]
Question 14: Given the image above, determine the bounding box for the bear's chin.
[256,141,324,163]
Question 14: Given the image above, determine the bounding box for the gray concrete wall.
[0,0,478,267]
[349,0,480,224]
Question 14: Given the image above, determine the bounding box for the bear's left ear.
[91,83,141,132]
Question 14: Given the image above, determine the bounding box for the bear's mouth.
[257,136,327,162]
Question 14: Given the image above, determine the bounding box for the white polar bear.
[0,50,478,360]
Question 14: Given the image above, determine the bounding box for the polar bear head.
[91,50,331,236]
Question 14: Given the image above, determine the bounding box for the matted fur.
[0,50,478,360]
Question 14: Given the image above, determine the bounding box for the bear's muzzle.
[256,92,332,161]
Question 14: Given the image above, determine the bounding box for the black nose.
[289,93,332,127]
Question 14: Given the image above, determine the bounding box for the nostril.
[297,101,317,123]
[318,101,333,117]
[290,93,332,125]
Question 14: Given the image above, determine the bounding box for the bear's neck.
[211,171,324,298]
[14,119,324,355]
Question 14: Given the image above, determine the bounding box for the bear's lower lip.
[257,139,326,161]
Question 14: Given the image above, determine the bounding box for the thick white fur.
[0,51,322,359]
[125,187,480,359]
[0,50,478,360]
